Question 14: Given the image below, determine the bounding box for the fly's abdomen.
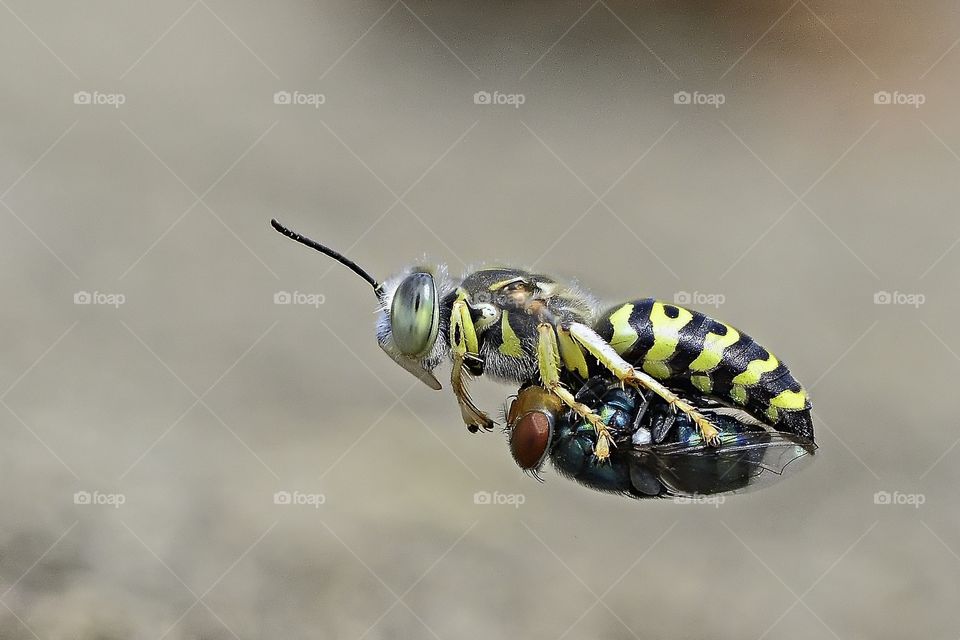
[594,299,813,438]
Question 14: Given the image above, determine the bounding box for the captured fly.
[506,377,815,498]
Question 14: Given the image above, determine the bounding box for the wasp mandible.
[271,219,813,461]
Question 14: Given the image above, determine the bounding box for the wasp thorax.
[390,271,439,357]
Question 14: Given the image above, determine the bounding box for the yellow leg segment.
[568,322,722,447]
[537,323,615,460]
[450,297,493,431]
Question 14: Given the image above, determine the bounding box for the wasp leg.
[567,322,722,447]
[537,323,615,461]
[449,295,494,432]
[451,353,494,432]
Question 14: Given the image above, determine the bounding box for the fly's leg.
[630,388,652,433]
[573,376,609,406]
[649,404,676,443]
[568,322,722,447]
[537,323,615,461]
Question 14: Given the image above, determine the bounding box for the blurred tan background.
[2,1,959,638]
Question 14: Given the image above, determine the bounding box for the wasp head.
[272,217,460,391]
[375,264,456,390]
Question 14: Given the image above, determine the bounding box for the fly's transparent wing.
[627,411,816,498]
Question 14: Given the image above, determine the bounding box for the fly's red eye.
[509,411,552,470]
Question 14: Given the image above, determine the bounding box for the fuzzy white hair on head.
[375,261,455,372]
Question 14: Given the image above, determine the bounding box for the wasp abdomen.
[594,299,812,438]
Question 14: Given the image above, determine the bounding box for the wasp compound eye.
[509,410,553,471]
[391,271,439,357]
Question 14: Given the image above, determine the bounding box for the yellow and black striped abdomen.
[594,299,813,439]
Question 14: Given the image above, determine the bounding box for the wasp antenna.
[271,219,381,295]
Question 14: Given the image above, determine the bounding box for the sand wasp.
[271,219,813,463]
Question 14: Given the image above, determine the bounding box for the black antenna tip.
[270,217,382,295]
[271,218,311,246]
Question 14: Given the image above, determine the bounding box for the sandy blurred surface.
[2,1,959,638]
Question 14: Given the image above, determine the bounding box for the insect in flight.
[506,377,815,498]
[271,219,814,464]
